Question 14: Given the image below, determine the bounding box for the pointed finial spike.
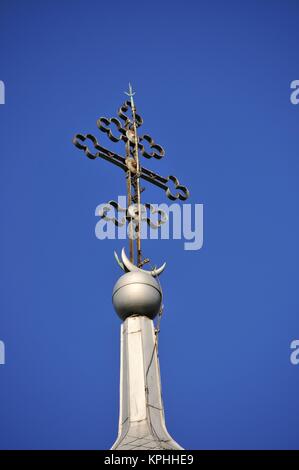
[125,83,136,108]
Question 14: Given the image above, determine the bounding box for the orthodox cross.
[72,84,190,268]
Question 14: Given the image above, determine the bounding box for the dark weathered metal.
[72,133,190,200]
[97,116,165,160]
[73,87,190,266]
[98,200,168,228]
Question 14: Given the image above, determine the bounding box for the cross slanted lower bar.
[72,84,190,267]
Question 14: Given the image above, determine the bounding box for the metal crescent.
[114,250,125,271]
[121,247,166,277]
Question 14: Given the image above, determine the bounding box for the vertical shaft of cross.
[127,83,142,267]
[125,126,134,264]
[132,108,142,267]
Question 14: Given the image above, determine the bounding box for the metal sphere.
[112,271,162,321]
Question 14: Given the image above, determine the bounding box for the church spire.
[73,87,190,450]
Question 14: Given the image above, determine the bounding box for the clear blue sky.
[0,0,298,449]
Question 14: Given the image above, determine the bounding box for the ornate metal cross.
[73,84,190,268]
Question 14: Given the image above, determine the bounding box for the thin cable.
[144,267,166,445]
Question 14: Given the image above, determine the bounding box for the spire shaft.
[111,316,183,450]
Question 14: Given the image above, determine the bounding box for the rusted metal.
[73,133,190,200]
[73,85,190,266]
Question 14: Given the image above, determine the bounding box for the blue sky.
[0,0,298,449]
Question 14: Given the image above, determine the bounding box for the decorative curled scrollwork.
[118,100,143,128]
[73,92,191,204]
[98,200,168,229]
[96,116,165,160]
[98,200,127,227]
[165,175,190,201]
[72,133,128,171]
[73,132,190,201]
[144,203,168,228]
[73,133,104,159]
[138,134,165,159]
[96,117,127,143]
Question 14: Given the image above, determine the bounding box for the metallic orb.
[112,271,162,321]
